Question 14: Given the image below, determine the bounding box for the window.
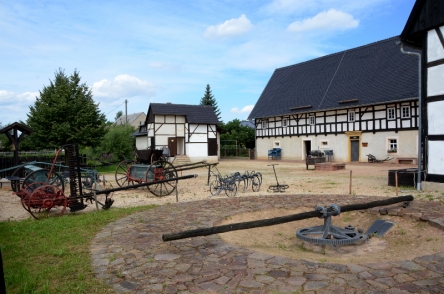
[387,108,395,120]
[308,115,315,125]
[348,110,355,122]
[261,120,267,129]
[401,106,410,118]
[388,139,397,153]
[282,118,288,127]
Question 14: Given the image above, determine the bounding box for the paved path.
[91,195,444,293]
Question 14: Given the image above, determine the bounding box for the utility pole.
[125,99,128,125]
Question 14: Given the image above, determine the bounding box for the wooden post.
[395,171,398,196]
[176,183,179,203]
[349,170,352,194]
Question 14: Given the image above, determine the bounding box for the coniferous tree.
[27,69,107,149]
[200,84,221,121]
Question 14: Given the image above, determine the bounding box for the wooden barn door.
[168,137,177,156]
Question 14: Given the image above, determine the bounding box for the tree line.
[0,69,255,161]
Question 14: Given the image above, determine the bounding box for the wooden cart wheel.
[23,184,67,220]
[22,169,65,193]
[145,160,178,196]
[115,160,135,187]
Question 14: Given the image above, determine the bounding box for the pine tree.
[27,68,107,149]
[200,84,221,121]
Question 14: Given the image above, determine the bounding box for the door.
[208,138,217,156]
[351,140,359,161]
[168,137,177,156]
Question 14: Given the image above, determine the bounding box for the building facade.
[134,103,220,162]
[249,37,420,162]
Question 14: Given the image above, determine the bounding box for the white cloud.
[92,74,156,99]
[204,14,253,39]
[287,9,359,33]
[231,105,254,113]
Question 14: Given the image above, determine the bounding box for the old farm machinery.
[115,157,218,197]
[12,144,197,220]
[162,195,414,247]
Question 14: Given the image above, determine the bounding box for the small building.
[248,36,419,162]
[400,0,444,185]
[134,103,220,162]
[116,112,146,129]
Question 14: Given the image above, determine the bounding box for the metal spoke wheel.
[251,174,261,192]
[115,160,134,187]
[225,181,237,197]
[22,169,65,193]
[22,184,67,220]
[20,182,45,213]
[145,160,178,196]
[209,179,221,196]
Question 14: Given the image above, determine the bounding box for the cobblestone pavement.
[91,195,444,293]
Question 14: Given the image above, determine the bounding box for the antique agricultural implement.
[14,144,197,220]
[162,195,414,247]
[115,159,218,196]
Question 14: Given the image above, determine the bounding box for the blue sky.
[0,0,416,125]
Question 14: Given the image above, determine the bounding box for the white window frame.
[261,120,267,129]
[282,118,288,127]
[387,138,398,153]
[308,115,315,126]
[387,107,395,120]
[401,106,410,118]
[348,110,356,122]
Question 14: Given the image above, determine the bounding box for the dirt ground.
[1,159,444,263]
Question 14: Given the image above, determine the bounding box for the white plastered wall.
[255,130,418,162]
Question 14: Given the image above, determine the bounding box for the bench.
[395,157,417,164]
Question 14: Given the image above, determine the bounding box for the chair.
[275,148,282,160]
[268,149,277,160]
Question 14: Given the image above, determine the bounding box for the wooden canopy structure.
[0,122,33,166]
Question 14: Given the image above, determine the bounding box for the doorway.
[303,140,311,158]
[351,139,359,161]
[168,137,177,156]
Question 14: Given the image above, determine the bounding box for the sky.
[0,0,416,125]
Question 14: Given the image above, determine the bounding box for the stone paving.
[91,195,444,293]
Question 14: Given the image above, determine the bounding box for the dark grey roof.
[147,103,220,124]
[248,36,419,120]
[240,120,255,128]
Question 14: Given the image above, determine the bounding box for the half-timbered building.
[134,103,220,161]
[248,36,420,162]
[400,0,444,185]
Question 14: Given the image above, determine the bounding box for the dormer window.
[348,110,356,122]
[309,115,315,125]
[282,118,288,127]
[261,120,267,129]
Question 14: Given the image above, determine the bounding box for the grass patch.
[0,205,156,294]
[95,164,118,174]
